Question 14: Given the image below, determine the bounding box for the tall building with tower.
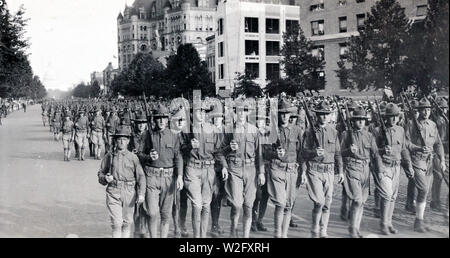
[117,0,217,71]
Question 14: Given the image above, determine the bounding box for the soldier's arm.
[255,132,264,175]
[433,128,445,161]
[370,134,384,174]
[217,132,231,170]
[334,132,344,175]
[97,154,110,186]
[404,123,422,152]
[340,131,352,158]
[301,130,317,160]
[173,135,183,178]
[400,130,414,175]
[134,155,146,197]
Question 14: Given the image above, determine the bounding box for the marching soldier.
[61,111,75,162]
[141,104,184,238]
[184,102,222,238]
[128,113,150,238]
[341,106,384,238]
[106,107,120,153]
[97,126,146,238]
[404,99,420,213]
[405,98,445,232]
[218,100,265,238]
[53,108,62,141]
[74,110,90,161]
[302,101,344,238]
[430,98,448,213]
[91,107,106,160]
[373,103,415,235]
[266,99,302,238]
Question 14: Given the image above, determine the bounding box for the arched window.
[141,45,147,52]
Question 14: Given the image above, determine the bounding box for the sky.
[7,0,135,91]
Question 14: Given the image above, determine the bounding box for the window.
[218,42,224,57]
[266,63,280,80]
[218,19,224,35]
[339,43,348,58]
[286,20,298,33]
[356,14,365,30]
[219,64,224,79]
[416,5,427,16]
[245,40,259,56]
[311,20,324,36]
[245,63,259,78]
[266,19,279,34]
[356,0,365,3]
[310,0,324,12]
[245,17,259,33]
[312,45,325,61]
[339,17,347,33]
[266,41,280,56]
[338,0,347,6]
[312,71,326,89]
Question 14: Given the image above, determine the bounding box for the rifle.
[402,93,426,146]
[301,98,321,148]
[374,99,390,146]
[429,96,449,125]
[127,101,133,131]
[142,91,154,152]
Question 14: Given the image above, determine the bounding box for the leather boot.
[200,208,210,238]
[192,206,201,238]
[387,201,398,234]
[380,199,390,235]
[414,218,427,233]
[274,206,283,238]
[348,203,360,238]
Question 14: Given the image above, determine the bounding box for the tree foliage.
[0,1,46,99]
[232,72,263,99]
[280,22,326,94]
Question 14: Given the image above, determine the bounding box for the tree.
[403,0,449,96]
[336,0,410,94]
[165,44,215,99]
[232,72,263,99]
[90,80,101,98]
[280,22,326,95]
[265,78,296,97]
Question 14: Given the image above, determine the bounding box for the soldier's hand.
[258,173,265,187]
[350,144,358,154]
[150,150,159,161]
[105,174,114,183]
[222,168,229,181]
[384,146,393,155]
[422,146,432,153]
[277,147,286,159]
[337,173,345,184]
[441,161,446,173]
[316,147,325,157]
[191,138,200,149]
[176,175,184,190]
[230,140,239,151]
[136,195,145,204]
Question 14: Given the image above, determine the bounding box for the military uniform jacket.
[405,119,445,169]
[341,129,383,172]
[91,115,105,132]
[434,115,449,154]
[106,115,120,134]
[142,128,183,176]
[218,122,264,174]
[75,116,90,133]
[185,122,223,162]
[302,125,343,175]
[61,120,74,134]
[374,125,412,169]
[128,130,147,164]
[97,150,146,197]
[271,125,303,165]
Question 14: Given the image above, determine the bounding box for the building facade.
[103,62,120,95]
[117,0,217,71]
[299,0,428,94]
[215,0,300,93]
[206,35,216,84]
[90,72,104,87]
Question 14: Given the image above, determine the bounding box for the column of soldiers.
[40,94,448,238]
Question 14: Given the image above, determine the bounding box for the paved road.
[0,105,448,238]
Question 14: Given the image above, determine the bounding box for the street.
[0,105,448,238]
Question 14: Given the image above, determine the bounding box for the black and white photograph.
[0,0,448,245]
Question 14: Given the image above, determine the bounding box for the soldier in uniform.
[210,103,226,237]
[141,104,184,238]
[53,108,62,141]
[97,126,146,238]
[218,100,265,238]
[183,102,223,238]
[341,106,384,238]
[61,111,75,162]
[266,99,302,238]
[106,108,120,153]
[302,101,344,238]
[128,113,150,238]
[91,107,106,160]
[373,103,415,235]
[430,98,449,213]
[405,98,445,232]
[404,99,420,213]
[74,110,90,161]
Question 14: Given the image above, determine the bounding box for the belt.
[309,162,334,173]
[227,157,255,166]
[145,166,174,177]
[109,180,136,187]
[383,159,401,167]
[93,129,103,132]
[412,152,432,161]
[272,159,299,173]
[346,157,369,166]
[188,159,215,168]
[76,130,87,133]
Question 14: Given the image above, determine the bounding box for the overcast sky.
[7,0,135,91]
